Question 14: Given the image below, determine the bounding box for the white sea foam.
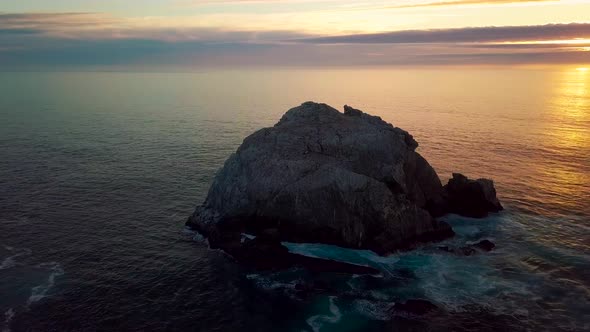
[240,233,256,243]
[246,273,296,291]
[306,296,342,332]
[0,247,31,270]
[27,262,64,305]
[2,308,15,332]
[353,299,391,320]
[182,227,207,243]
[182,227,195,235]
[0,257,16,270]
[192,233,206,242]
[283,242,398,269]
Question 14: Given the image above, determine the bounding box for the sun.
[576,67,589,72]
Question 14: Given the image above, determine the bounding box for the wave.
[306,296,342,332]
[283,242,398,269]
[0,246,32,270]
[353,299,391,321]
[27,262,64,305]
[183,227,208,243]
[0,257,16,270]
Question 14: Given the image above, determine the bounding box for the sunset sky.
[1,0,589,69]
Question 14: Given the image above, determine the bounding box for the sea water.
[0,68,588,331]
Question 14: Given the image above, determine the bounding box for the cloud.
[0,12,311,41]
[389,0,556,9]
[0,12,588,69]
[0,12,118,30]
[297,23,590,44]
[179,0,554,8]
[0,27,41,35]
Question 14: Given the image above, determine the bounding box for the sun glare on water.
[576,67,589,72]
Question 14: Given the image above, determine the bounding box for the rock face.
[444,173,503,218]
[187,102,502,260]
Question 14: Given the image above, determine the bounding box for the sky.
[0,0,589,69]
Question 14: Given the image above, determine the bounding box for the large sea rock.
[187,102,502,259]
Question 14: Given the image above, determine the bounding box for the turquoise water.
[0,68,588,331]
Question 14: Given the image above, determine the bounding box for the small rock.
[473,239,495,251]
[459,246,476,256]
[392,299,439,316]
[444,173,503,218]
[438,240,495,256]
[438,246,454,253]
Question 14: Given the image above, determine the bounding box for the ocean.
[1,68,588,331]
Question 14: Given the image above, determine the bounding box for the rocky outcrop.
[187,102,502,266]
[444,173,503,218]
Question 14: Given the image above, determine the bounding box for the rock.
[438,240,495,256]
[257,228,281,242]
[438,246,475,256]
[187,102,502,267]
[459,246,476,256]
[234,237,290,269]
[392,299,439,316]
[188,102,454,255]
[473,239,495,251]
[444,173,503,218]
[437,245,454,253]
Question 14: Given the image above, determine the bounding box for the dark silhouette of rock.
[392,299,439,316]
[460,246,476,256]
[438,245,475,256]
[437,245,454,253]
[187,102,502,268]
[438,239,496,256]
[444,173,503,218]
[473,239,496,251]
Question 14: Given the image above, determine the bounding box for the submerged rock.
[392,299,439,316]
[187,102,502,267]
